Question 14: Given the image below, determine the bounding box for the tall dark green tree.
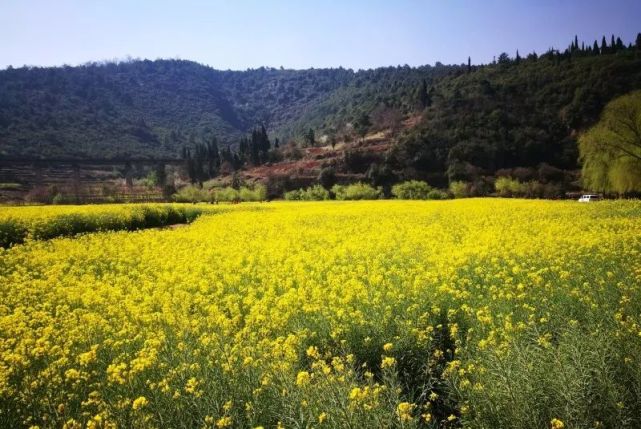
[355,112,372,141]
[636,33,641,50]
[418,79,429,109]
[497,52,510,64]
[155,162,167,187]
[304,128,315,147]
[206,136,221,177]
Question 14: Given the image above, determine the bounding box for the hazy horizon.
[1,0,640,71]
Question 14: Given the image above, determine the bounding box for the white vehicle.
[578,194,601,202]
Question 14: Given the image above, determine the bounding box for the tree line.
[181,125,278,183]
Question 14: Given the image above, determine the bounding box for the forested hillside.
[0,34,640,181]
[0,60,456,159]
[388,44,641,187]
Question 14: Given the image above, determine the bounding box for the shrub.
[391,180,433,199]
[495,177,552,198]
[239,185,267,202]
[284,189,302,201]
[495,177,526,197]
[449,181,470,198]
[0,219,28,247]
[523,180,545,199]
[284,185,330,201]
[52,193,67,205]
[302,185,331,200]
[318,167,337,190]
[426,189,450,200]
[215,187,240,203]
[172,185,209,203]
[0,204,213,248]
[332,183,381,200]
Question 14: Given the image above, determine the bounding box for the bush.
[391,180,433,199]
[495,177,551,198]
[284,189,302,201]
[318,167,337,190]
[215,187,240,203]
[302,185,331,200]
[0,205,212,248]
[495,177,526,197]
[284,185,330,201]
[239,185,267,202]
[0,219,28,248]
[52,193,67,205]
[449,181,470,198]
[426,189,450,200]
[332,183,381,200]
[173,185,209,203]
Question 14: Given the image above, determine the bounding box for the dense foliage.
[0,203,211,247]
[1,200,641,428]
[388,42,641,186]
[391,180,433,199]
[331,183,382,200]
[284,185,331,201]
[579,90,641,193]
[172,184,267,203]
[0,60,456,159]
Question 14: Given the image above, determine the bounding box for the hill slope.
[0,60,456,159]
[388,50,641,186]
[0,42,640,180]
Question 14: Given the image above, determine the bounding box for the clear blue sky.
[1,0,640,70]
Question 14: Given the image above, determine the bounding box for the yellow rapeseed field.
[1,199,641,428]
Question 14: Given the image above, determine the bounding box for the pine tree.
[611,34,616,51]
[515,50,521,64]
[155,162,167,187]
[636,33,641,50]
[593,40,599,55]
[574,35,579,51]
[260,124,270,153]
[304,128,315,147]
[467,56,471,73]
[418,79,429,109]
[601,36,608,54]
[239,137,249,165]
[206,136,220,177]
[616,37,624,51]
[250,129,260,165]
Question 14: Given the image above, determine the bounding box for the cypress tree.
[601,36,608,54]
[636,33,641,50]
[418,79,429,109]
[593,40,599,55]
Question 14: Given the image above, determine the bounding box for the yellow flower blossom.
[550,418,564,429]
[132,396,148,411]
